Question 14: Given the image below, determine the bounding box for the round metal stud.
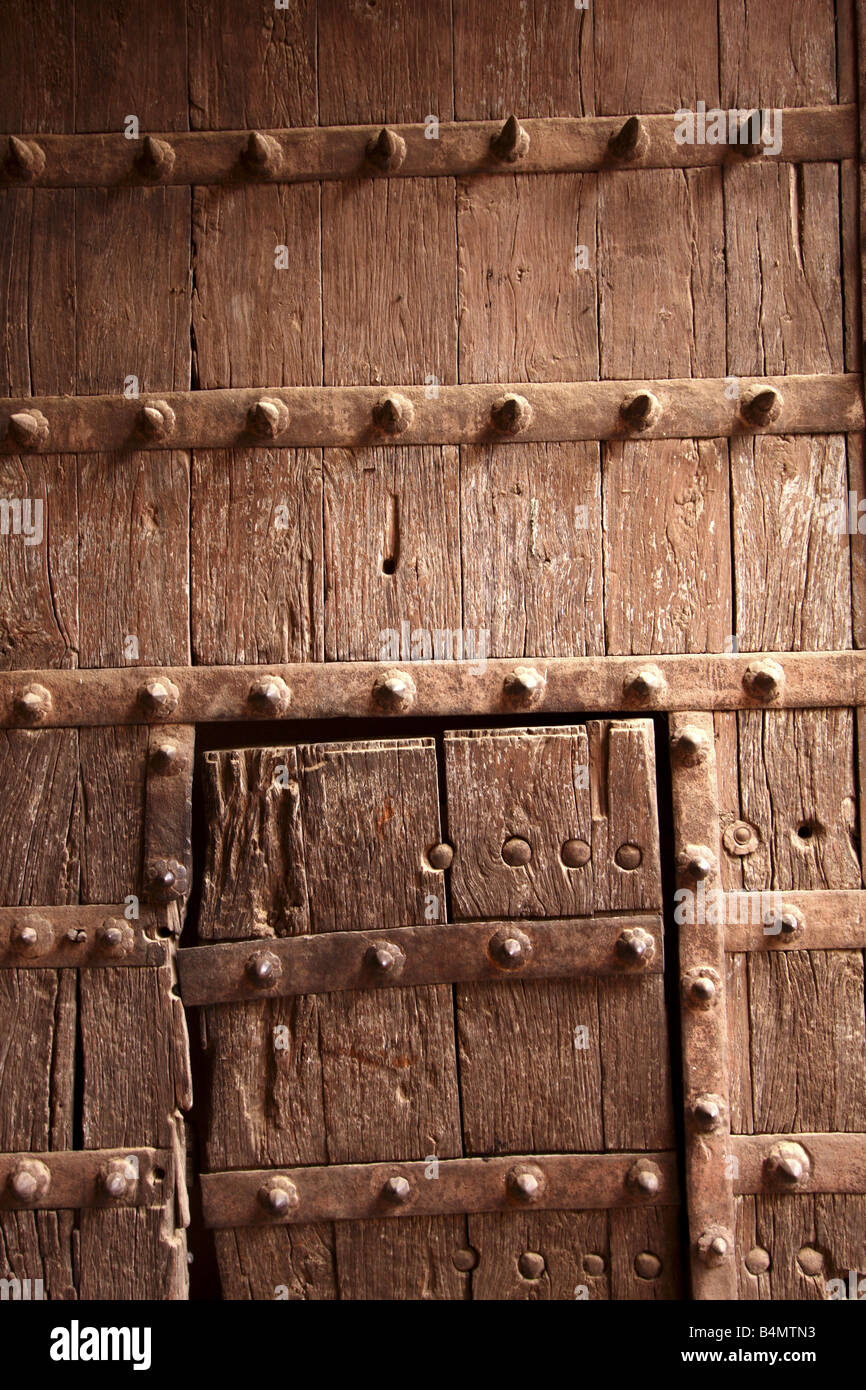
[136,400,176,443]
[242,131,282,176]
[620,388,662,431]
[762,904,804,940]
[138,678,180,718]
[739,384,783,428]
[764,1140,811,1188]
[561,838,591,868]
[364,940,406,977]
[614,926,655,969]
[745,1247,771,1275]
[490,114,530,162]
[427,842,453,870]
[100,1158,136,1201]
[679,844,715,880]
[9,1158,51,1203]
[490,392,532,435]
[503,665,546,707]
[257,1177,299,1217]
[247,397,289,438]
[796,1246,825,1277]
[635,1252,662,1280]
[14,683,53,724]
[382,1174,412,1206]
[501,836,532,867]
[245,948,282,990]
[505,1163,545,1205]
[372,393,414,435]
[372,668,416,713]
[583,1253,606,1277]
[672,725,709,766]
[517,1251,545,1279]
[627,1158,662,1197]
[96,919,128,953]
[10,922,40,953]
[615,843,642,870]
[682,967,721,1010]
[8,408,50,449]
[696,1225,732,1267]
[488,925,532,972]
[743,658,785,704]
[366,127,407,172]
[625,665,667,704]
[145,858,188,904]
[692,1094,726,1133]
[5,135,46,180]
[247,675,292,717]
[608,115,649,160]
[150,740,183,776]
[137,134,175,180]
[452,1247,478,1272]
[723,820,759,856]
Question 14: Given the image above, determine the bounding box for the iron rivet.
[138,678,180,717]
[635,1252,662,1280]
[248,397,289,438]
[620,388,661,431]
[257,1178,299,1217]
[372,393,414,435]
[723,819,759,856]
[372,667,416,713]
[5,135,46,180]
[745,1247,771,1275]
[490,113,530,162]
[743,657,785,703]
[150,741,182,775]
[96,920,126,952]
[242,130,282,176]
[10,923,39,952]
[697,1226,732,1266]
[9,1159,51,1202]
[247,675,292,717]
[136,399,176,442]
[796,1246,825,1277]
[614,926,655,968]
[608,115,649,160]
[506,1164,545,1205]
[692,1094,726,1133]
[561,838,590,868]
[583,1253,605,1277]
[683,969,720,1009]
[13,683,52,724]
[672,725,709,765]
[364,940,405,977]
[739,384,782,428]
[427,842,453,870]
[8,409,50,449]
[490,392,532,434]
[101,1159,135,1200]
[501,837,532,867]
[627,1159,662,1197]
[245,949,282,989]
[66,927,87,944]
[137,134,175,180]
[763,905,803,939]
[366,126,407,172]
[626,665,666,703]
[734,824,751,844]
[452,1247,478,1272]
[488,925,532,971]
[615,843,642,870]
[382,1174,412,1205]
[680,844,715,880]
[517,1251,545,1279]
[145,857,188,903]
[765,1141,811,1188]
[503,665,546,706]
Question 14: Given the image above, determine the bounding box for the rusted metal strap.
[671,714,737,1299]
[0,105,852,190]
[0,373,860,455]
[178,913,663,1007]
[3,652,863,730]
[730,1133,866,1196]
[200,1151,678,1230]
[0,1147,171,1211]
[722,889,866,951]
[142,725,194,910]
[0,905,166,967]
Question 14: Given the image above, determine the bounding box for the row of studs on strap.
[3,382,784,451]
[9,659,788,728]
[2,111,771,186]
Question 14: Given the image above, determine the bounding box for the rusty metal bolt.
[150,740,183,776]
[247,675,292,717]
[138,677,180,717]
[488,924,532,972]
[620,388,661,431]
[136,399,176,442]
[372,392,414,435]
[765,1140,811,1188]
[382,1174,412,1205]
[5,135,46,179]
[672,725,709,766]
[797,1246,825,1276]
[245,948,282,990]
[100,1158,137,1201]
[739,384,782,428]
[679,844,715,881]
[8,408,50,449]
[615,843,642,871]
[745,1247,771,1275]
[145,858,188,904]
[503,665,546,707]
[692,1094,727,1133]
[625,664,666,704]
[452,1247,478,1271]
[96,919,128,954]
[697,1226,733,1267]
[743,657,785,704]
[364,940,406,977]
[9,922,40,953]
[427,842,453,870]
[614,926,655,969]
[257,1177,299,1217]
[66,927,87,944]
[635,1252,662,1279]
[763,904,804,940]
[517,1251,545,1279]
[501,836,532,867]
[242,130,282,176]
[723,819,759,856]
[583,1253,605,1277]
[247,397,289,438]
[608,114,649,160]
[490,113,530,162]
[366,126,407,172]
[9,1158,51,1203]
[490,392,532,435]
[136,134,175,180]
[682,967,721,1010]
[627,1158,662,1197]
[506,1163,545,1205]
[372,667,416,713]
[561,838,591,868]
[13,682,53,724]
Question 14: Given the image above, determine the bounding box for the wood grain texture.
[453,0,593,119]
[187,0,317,131]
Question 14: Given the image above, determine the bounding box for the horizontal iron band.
[2,653,862,729]
[0,106,852,189]
[200,1151,679,1229]
[178,913,663,1007]
[721,890,866,952]
[0,374,860,454]
[0,904,166,967]
[730,1133,866,1196]
[0,1147,171,1211]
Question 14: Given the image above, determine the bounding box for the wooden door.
[187,721,680,1299]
